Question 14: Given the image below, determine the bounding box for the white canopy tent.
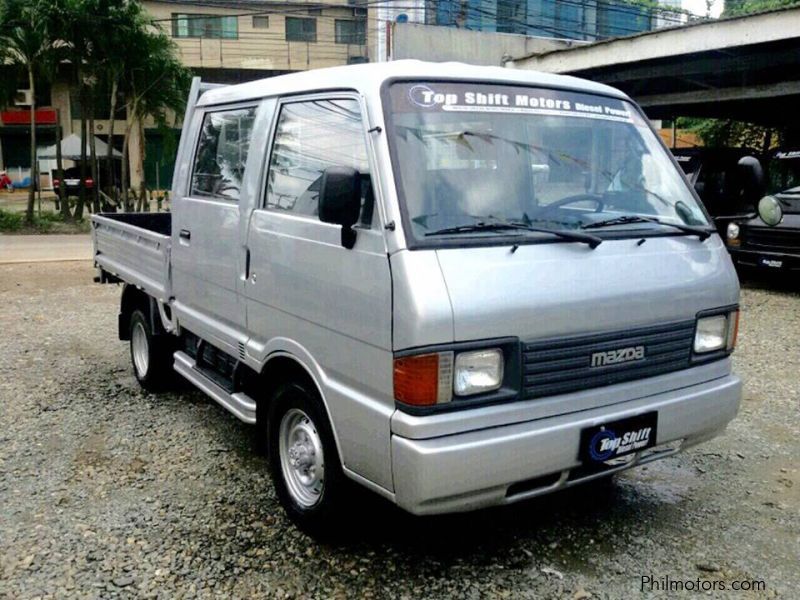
[37,134,123,192]
[38,134,122,160]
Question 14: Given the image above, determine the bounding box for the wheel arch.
[119,285,167,340]
[253,350,345,466]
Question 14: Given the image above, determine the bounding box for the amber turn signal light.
[393,352,453,406]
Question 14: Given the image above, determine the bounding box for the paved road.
[0,234,92,264]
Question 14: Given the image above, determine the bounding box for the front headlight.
[454,349,503,396]
[727,222,740,245]
[694,315,727,353]
[694,310,739,354]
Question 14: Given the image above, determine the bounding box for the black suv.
[53,166,94,196]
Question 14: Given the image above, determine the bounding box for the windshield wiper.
[581,215,712,240]
[425,221,602,248]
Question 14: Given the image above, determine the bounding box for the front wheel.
[129,309,175,392]
[267,382,348,536]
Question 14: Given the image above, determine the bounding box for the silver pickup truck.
[93,61,742,534]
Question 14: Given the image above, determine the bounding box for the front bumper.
[728,246,800,271]
[391,373,741,515]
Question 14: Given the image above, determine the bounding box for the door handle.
[179,229,191,241]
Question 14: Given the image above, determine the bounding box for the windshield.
[385,82,710,245]
[769,151,800,199]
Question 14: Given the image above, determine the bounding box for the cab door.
[244,95,394,490]
[171,105,258,355]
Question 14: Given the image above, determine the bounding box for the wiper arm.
[505,221,602,248]
[424,222,521,236]
[582,215,711,240]
[425,221,602,248]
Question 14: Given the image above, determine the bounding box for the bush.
[0,209,24,231]
[0,208,87,233]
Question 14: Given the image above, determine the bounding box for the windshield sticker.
[776,150,800,159]
[397,83,634,123]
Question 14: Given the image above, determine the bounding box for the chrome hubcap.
[279,408,324,507]
[131,321,149,378]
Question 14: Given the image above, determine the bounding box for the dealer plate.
[579,412,658,463]
[759,257,783,269]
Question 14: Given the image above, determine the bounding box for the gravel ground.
[1,262,798,599]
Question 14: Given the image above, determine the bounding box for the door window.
[190,106,257,202]
[265,98,373,225]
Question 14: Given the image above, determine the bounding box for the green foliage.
[0,208,72,232]
[723,0,800,16]
[676,117,774,150]
[1,0,190,217]
[0,208,24,231]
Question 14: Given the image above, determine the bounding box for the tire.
[266,382,348,536]
[129,309,175,392]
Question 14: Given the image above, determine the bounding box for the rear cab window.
[191,106,257,202]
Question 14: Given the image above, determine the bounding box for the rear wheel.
[267,382,348,536]
[129,309,175,391]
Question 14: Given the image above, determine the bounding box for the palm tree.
[47,0,95,220]
[119,23,190,210]
[0,0,56,223]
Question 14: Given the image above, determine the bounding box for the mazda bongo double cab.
[92,61,742,534]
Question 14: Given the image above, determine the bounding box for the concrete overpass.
[508,7,800,126]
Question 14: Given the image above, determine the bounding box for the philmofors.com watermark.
[641,575,766,593]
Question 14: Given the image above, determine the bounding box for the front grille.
[522,320,696,399]
[745,227,800,252]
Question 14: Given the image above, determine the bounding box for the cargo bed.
[91,213,172,301]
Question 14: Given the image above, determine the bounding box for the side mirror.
[757,195,783,227]
[319,166,361,249]
[737,156,765,204]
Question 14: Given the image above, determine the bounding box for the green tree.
[46,0,88,219]
[118,23,189,210]
[677,117,774,152]
[0,0,58,223]
[723,0,799,16]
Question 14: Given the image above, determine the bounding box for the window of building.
[265,98,373,225]
[335,19,366,44]
[190,107,257,202]
[172,14,238,39]
[285,17,317,42]
[252,15,269,28]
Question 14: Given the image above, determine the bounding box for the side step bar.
[173,351,257,424]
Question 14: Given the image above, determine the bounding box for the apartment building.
[148,0,369,77]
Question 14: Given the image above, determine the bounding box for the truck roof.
[197,59,630,108]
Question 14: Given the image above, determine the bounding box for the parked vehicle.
[92,62,743,534]
[672,147,761,236]
[723,149,800,272]
[53,166,94,196]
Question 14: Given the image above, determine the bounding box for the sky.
[682,0,725,18]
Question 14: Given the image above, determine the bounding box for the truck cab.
[92,61,742,534]
[672,146,760,236]
[724,149,800,273]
